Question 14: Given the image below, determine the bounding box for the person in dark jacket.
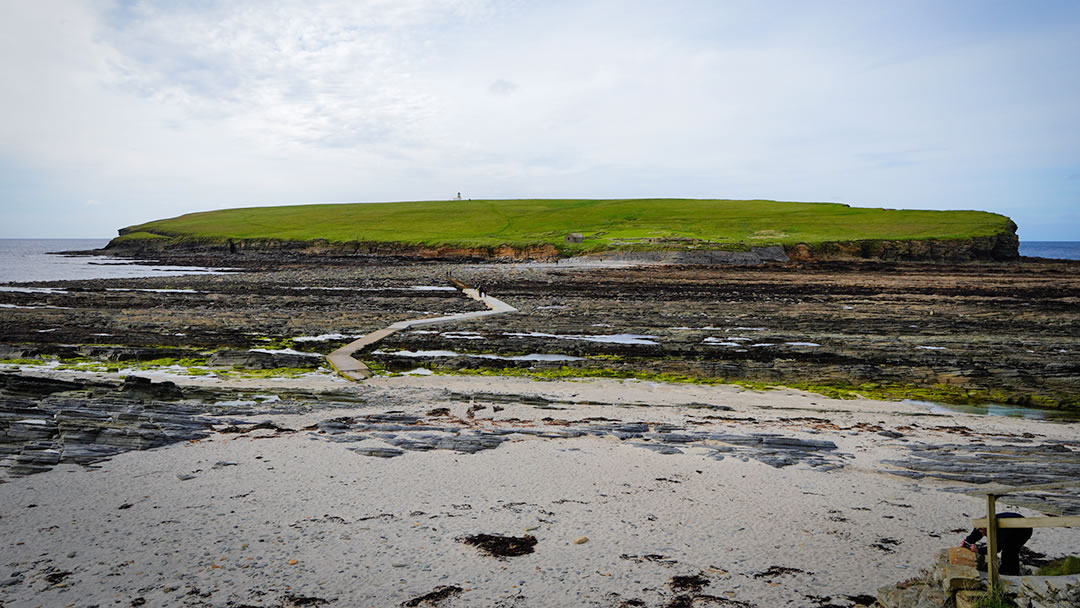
[961,512,1033,575]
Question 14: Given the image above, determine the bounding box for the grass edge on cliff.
[113,198,1016,253]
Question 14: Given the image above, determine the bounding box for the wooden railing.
[968,481,1080,591]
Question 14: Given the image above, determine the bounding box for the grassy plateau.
[115,198,1014,253]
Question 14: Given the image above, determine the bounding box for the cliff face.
[106,225,1020,263]
[786,227,1019,263]
[106,235,563,262]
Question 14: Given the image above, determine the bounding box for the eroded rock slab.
[884,440,1080,514]
[310,410,846,469]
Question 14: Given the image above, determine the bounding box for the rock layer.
[102,227,1020,263]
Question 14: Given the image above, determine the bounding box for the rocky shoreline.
[3,254,1078,485]
[2,254,1079,607]
[2,256,1078,410]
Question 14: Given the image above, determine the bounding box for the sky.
[1,0,1077,240]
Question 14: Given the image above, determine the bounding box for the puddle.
[105,288,203,293]
[503,332,659,346]
[249,348,324,357]
[441,332,485,340]
[286,286,455,292]
[908,400,1080,422]
[373,349,584,362]
[704,336,783,347]
[916,346,947,350]
[293,333,363,342]
[0,287,68,294]
[784,342,820,347]
[703,338,743,347]
[0,304,71,310]
[731,327,767,331]
[536,305,569,310]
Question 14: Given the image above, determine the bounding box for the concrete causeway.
[326,278,518,381]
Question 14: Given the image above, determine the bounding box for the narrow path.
[326,278,518,381]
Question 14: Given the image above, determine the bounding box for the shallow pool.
[907,400,1080,422]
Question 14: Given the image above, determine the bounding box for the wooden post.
[986,494,999,592]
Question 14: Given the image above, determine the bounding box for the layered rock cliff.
[786,225,1020,263]
[105,223,1020,263]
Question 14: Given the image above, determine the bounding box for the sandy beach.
[2,372,1077,608]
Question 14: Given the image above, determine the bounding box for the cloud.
[0,0,1077,239]
[488,78,518,96]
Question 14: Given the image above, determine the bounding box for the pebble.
[573,537,589,544]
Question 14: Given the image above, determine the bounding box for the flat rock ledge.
[309,411,846,470]
[0,374,233,478]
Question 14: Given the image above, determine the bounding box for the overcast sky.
[1,0,1077,240]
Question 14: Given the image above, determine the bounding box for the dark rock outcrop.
[787,228,1020,262]
[208,349,323,369]
[118,375,183,401]
[0,396,219,477]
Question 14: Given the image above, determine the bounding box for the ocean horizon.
[1018,241,1080,261]
[0,238,229,283]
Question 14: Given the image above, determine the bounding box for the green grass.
[113,231,172,241]
[0,358,51,366]
[116,198,1014,252]
[1037,556,1080,576]
[0,356,321,380]
[971,589,1016,608]
[216,367,321,379]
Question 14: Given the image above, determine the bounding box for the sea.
[1018,241,1080,261]
[0,238,230,283]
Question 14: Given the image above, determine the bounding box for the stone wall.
[1006,574,1080,608]
[875,549,1080,608]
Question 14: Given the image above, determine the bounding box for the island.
[104,198,1020,263]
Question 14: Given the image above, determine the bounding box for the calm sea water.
[0,239,228,283]
[1019,241,1080,260]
